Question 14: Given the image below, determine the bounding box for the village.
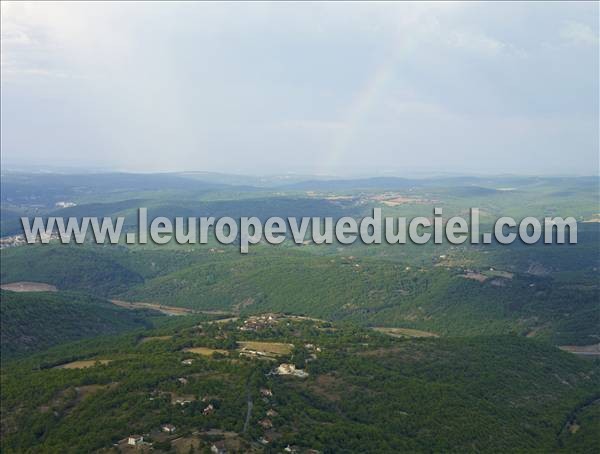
[0,231,61,249]
[111,313,320,453]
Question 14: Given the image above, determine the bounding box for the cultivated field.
[237,341,294,356]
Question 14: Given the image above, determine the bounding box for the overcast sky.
[1,1,598,176]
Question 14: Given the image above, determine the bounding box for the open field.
[237,341,294,356]
[462,272,488,283]
[53,359,112,369]
[373,327,439,338]
[484,270,514,279]
[0,281,58,292]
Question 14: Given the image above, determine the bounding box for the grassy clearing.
[461,272,488,283]
[484,270,514,279]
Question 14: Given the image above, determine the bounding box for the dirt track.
[109,299,233,317]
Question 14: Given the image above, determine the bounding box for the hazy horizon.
[2,2,598,176]
[2,164,599,181]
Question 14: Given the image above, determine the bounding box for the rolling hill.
[2,243,597,346]
[0,290,155,359]
[1,317,597,453]
[121,254,599,345]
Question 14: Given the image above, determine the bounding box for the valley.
[0,172,598,453]
[2,2,597,451]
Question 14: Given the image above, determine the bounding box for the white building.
[127,435,143,445]
[161,424,176,433]
[275,363,308,378]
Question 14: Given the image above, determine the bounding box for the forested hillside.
[1,174,598,452]
[1,317,597,453]
[122,254,598,345]
[0,291,155,359]
[2,242,598,346]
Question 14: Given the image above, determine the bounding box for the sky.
[1,1,598,176]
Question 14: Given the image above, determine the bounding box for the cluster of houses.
[257,387,275,445]
[126,382,320,453]
[304,343,321,363]
[256,387,284,447]
[55,201,77,208]
[171,396,214,416]
[0,234,28,249]
[0,232,61,249]
[239,313,280,331]
[122,317,326,452]
[125,424,175,448]
[126,397,214,446]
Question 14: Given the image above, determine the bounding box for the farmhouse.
[127,435,144,446]
[259,436,270,445]
[259,418,273,429]
[275,363,309,378]
[181,359,194,365]
[260,387,273,397]
[161,424,176,433]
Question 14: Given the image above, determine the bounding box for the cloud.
[560,21,599,46]
[0,2,597,175]
[445,29,507,55]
